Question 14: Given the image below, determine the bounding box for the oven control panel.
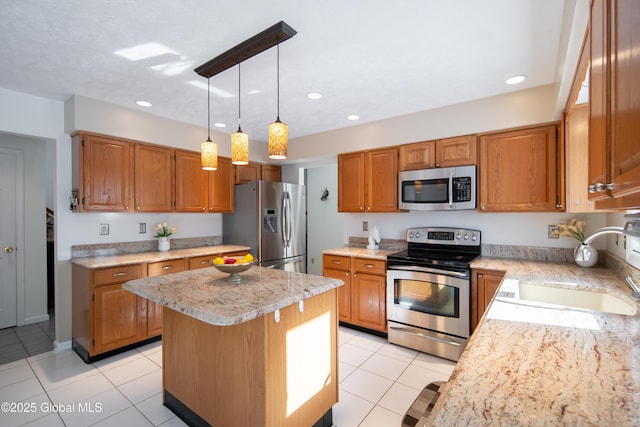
[406,227,480,246]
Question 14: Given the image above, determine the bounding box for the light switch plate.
[138,223,146,234]
[99,224,109,235]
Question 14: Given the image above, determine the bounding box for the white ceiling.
[0,0,574,142]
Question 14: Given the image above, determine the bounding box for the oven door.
[386,266,470,339]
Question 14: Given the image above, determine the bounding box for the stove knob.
[471,233,477,241]
[463,233,469,240]
[408,232,414,238]
[456,233,462,240]
[415,232,421,238]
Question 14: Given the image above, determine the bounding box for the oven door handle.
[389,325,463,347]
[387,265,468,279]
[448,171,454,208]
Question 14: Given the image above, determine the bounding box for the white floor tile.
[57,388,131,427]
[376,342,419,363]
[348,334,387,352]
[145,351,162,367]
[91,406,154,426]
[411,352,456,377]
[93,350,144,371]
[28,350,97,391]
[332,389,375,427]
[0,358,29,372]
[338,342,374,367]
[136,341,162,356]
[359,404,404,427]
[136,392,176,426]
[47,371,115,405]
[338,327,360,344]
[0,362,34,388]
[0,377,45,403]
[340,369,393,403]
[377,381,422,415]
[0,392,52,427]
[21,412,65,426]
[101,357,159,387]
[396,363,449,391]
[338,361,357,383]
[158,415,188,426]
[117,368,162,404]
[360,353,410,381]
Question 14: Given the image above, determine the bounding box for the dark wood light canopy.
[194,21,297,78]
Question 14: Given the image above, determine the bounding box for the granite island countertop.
[424,258,640,426]
[122,266,343,326]
[70,244,250,268]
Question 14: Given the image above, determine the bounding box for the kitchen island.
[424,258,640,426]
[123,265,343,427]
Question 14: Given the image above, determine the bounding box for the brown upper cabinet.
[338,147,399,212]
[235,162,282,184]
[134,144,173,212]
[73,133,133,212]
[588,0,640,209]
[399,135,477,170]
[175,151,236,213]
[478,124,562,212]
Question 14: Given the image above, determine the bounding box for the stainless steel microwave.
[398,165,476,211]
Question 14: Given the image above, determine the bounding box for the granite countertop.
[425,258,640,426]
[70,244,250,268]
[322,247,398,260]
[123,266,343,326]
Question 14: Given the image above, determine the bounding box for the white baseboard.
[54,340,72,351]
[23,314,50,325]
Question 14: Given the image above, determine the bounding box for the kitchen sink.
[518,282,637,316]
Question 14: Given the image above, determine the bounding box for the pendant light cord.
[237,62,242,132]
[207,77,211,141]
[276,42,280,121]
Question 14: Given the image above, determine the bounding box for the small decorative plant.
[552,219,586,243]
[153,222,176,238]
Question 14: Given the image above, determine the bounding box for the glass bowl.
[211,257,255,282]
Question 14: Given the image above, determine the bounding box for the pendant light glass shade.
[268,119,288,159]
[231,62,249,165]
[201,139,218,170]
[201,77,218,170]
[268,43,288,159]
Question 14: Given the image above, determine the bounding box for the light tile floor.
[0,327,455,427]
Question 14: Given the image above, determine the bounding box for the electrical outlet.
[99,224,109,235]
[548,225,559,239]
[362,221,368,232]
[139,223,146,234]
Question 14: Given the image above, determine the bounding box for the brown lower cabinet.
[471,269,506,332]
[72,251,246,363]
[323,254,387,333]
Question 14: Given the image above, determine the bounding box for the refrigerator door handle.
[285,192,292,247]
[281,191,290,247]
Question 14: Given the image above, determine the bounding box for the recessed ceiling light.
[347,115,360,121]
[114,42,178,61]
[307,92,322,100]
[214,123,226,128]
[506,75,527,85]
[136,100,152,107]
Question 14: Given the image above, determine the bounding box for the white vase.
[574,243,598,267]
[158,237,170,252]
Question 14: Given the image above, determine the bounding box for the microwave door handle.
[448,172,454,208]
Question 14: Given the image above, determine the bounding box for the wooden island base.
[162,289,338,427]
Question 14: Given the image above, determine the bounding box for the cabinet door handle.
[332,260,342,265]
[364,263,375,268]
[162,265,174,270]
[478,274,483,278]
[200,260,209,265]
[112,272,128,277]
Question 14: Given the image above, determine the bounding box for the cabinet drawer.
[148,259,187,276]
[323,254,351,271]
[353,257,386,275]
[94,264,143,285]
[188,255,216,270]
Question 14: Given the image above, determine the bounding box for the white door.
[0,150,18,328]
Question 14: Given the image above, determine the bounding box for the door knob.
[4,246,14,253]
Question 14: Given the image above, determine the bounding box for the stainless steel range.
[386,227,481,361]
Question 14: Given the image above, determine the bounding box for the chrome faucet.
[574,226,624,267]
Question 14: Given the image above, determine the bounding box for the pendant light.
[201,77,218,170]
[268,42,287,159]
[231,62,249,165]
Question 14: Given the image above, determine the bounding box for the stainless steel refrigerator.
[223,181,307,272]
